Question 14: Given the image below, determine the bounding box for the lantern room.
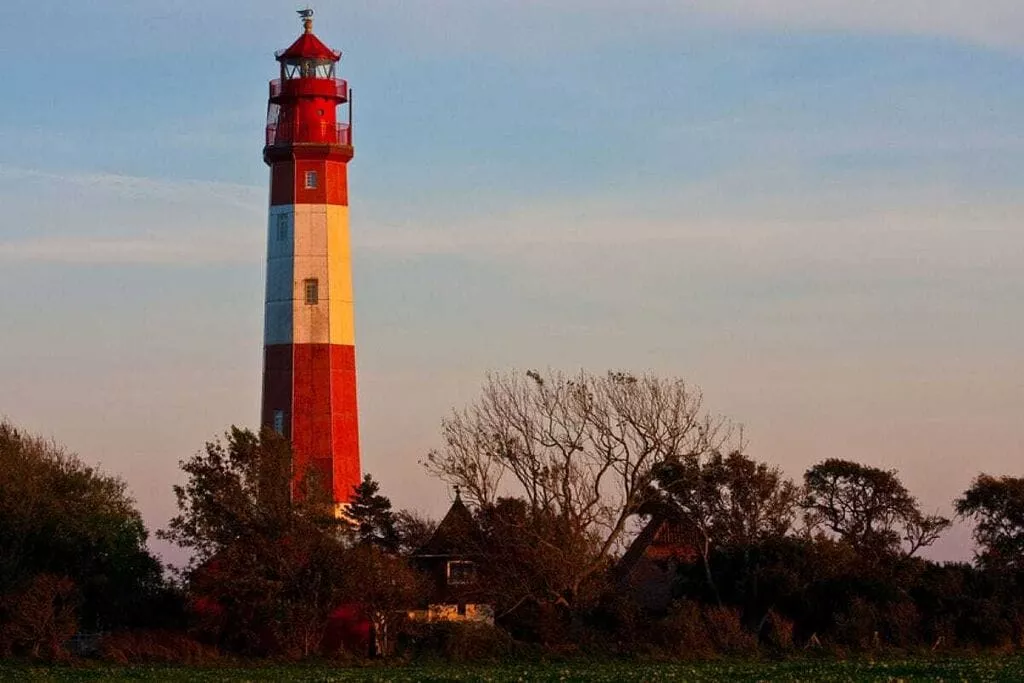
[265,9,352,150]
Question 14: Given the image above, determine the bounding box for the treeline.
[420,371,1024,657]
[1,370,1022,663]
[618,456,1024,655]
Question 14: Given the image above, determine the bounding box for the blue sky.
[1,1,1022,563]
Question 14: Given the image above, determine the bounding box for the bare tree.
[423,369,736,604]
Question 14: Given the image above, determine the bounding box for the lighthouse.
[261,10,360,511]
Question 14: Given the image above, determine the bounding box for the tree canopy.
[348,474,400,552]
[160,428,427,657]
[0,420,168,651]
[801,459,950,558]
[956,474,1024,570]
[653,450,800,604]
[160,427,353,655]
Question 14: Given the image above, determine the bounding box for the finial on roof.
[298,7,314,34]
[453,485,462,501]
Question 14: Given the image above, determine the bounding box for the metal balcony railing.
[266,121,352,147]
[269,78,348,101]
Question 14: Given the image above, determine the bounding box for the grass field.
[3,656,1024,682]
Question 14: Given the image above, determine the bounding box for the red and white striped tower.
[261,10,360,510]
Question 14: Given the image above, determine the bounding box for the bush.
[657,600,715,658]
[500,601,574,647]
[0,574,78,660]
[654,600,761,658]
[402,621,514,662]
[881,601,922,648]
[956,598,1015,649]
[97,630,219,665]
[762,610,794,651]
[704,606,757,655]
[834,598,880,649]
[582,595,646,654]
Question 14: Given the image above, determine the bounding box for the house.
[409,490,494,624]
[613,514,699,612]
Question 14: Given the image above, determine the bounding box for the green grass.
[3,656,1024,682]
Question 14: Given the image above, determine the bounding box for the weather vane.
[298,7,314,33]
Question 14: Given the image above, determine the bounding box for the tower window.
[273,410,285,435]
[304,278,319,305]
[304,170,318,189]
[275,214,288,241]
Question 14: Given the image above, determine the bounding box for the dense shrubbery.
[97,630,219,665]
[672,540,1024,652]
[570,561,1024,659]
[400,622,515,663]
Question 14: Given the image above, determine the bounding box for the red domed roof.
[276,30,341,62]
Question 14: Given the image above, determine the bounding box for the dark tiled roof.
[415,494,483,557]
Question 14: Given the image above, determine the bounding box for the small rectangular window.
[275,214,288,241]
[273,410,285,435]
[304,170,318,189]
[304,278,319,305]
[447,561,477,586]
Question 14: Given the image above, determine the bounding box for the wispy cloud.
[359,185,1024,275]
[0,166,264,265]
[0,237,247,265]
[4,162,1022,275]
[0,166,260,210]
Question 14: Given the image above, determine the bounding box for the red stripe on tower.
[261,10,360,511]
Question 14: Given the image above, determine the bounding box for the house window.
[447,560,477,586]
[304,170,318,189]
[272,410,285,435]
[304,278,319,305]
[275,214,288,241]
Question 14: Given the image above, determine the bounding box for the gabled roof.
[277,31,341,62]
[613,514,699,585]
[415,493,483,557]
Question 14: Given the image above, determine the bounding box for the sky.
[0,1,1022,564]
